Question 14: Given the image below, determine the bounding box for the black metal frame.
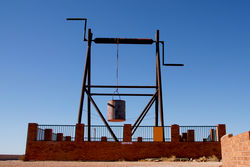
[67,18,183,142]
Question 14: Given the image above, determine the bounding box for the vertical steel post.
[77,29,92,124]
[156,30,165,141]
[155,61,159,127]
[87,31,92,141]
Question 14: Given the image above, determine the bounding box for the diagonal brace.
[131,91,158,132]
[132,94,157,135]
[84,88,119,142]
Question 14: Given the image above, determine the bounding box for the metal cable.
[116,39,119,92]
[113,39,120,99]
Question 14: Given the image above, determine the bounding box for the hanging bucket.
[107,100,126,122]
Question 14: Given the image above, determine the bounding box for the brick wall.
[221,131,250,167]
[25,140,221,161]
[25,123,225,161]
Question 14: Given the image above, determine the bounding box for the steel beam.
[132,92,158,131]
[155,49,159,127]
[156,30,165,142]
[155,92,159,127]
[94,38,154,44]
[132,94,156,135]
[90,93,154,96]
[78,29,92,124]
[87,31,92,141]
[87,85,156,89]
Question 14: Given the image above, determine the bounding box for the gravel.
[0,160,222,167]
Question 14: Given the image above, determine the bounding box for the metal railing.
[84,125,123,141]
[179,126,217,142]
[36,124,217,142]
[132,126,171,142]
[37,125,76,141]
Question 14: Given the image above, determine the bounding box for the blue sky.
[0,0,249,154]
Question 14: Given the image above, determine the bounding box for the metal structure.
[67,18,183,142]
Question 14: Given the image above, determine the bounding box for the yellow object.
[153,127,164,142]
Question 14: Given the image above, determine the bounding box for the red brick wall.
[25,141,221,161]
[221,131,250,167]
[25,123,224,161]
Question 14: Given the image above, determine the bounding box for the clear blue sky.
[0,0,249,154]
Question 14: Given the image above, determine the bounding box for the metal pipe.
[161,41,184,66]
[66,18,87,20]
[87,85,157,89]
[156,30,165,142]
[84,88,119,142]
[77,29,92,124]
[94,38,154,44]
[90,93,154,96]
[66,18,88,41]
[164,64,184,66]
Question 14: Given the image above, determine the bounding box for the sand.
[0,160,222,167]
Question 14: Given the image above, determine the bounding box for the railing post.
[216,124,226,142]
[44,129,52,141]
[123,124,132,142]
[26,123,38,142]
[187,130,195,142]
[171,124,179,142]
[75,124,85,142]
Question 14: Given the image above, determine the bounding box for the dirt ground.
[0,160,222,167]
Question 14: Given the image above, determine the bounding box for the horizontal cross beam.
[87,85,157,89]
[94,38,154,44]
[90,93,154,96]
